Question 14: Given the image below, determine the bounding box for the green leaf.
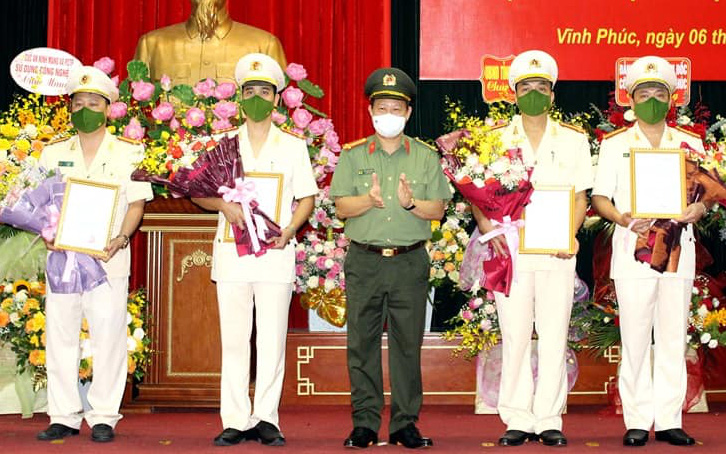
[126,60,149,81]
[302,102,327,118]
[431,230,443,242]
[118,79,130,99]
[297,79,324,98]
[171,85,195,106]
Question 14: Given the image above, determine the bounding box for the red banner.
[614,57,691,107]
[420,0,726,81]
[480,55,515,103]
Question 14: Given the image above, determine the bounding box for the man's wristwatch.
[116,234,130,249]
[404,197,416,211]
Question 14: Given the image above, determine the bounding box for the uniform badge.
[251,61,261,71]
[382,74,396,86]
[80,74,90,85]
[645,62,657,73]
[622,152,630,157]
[357,168,375,175]
[58,160,75,167]
[529,58,540,68]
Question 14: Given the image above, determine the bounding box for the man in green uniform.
[330,68,451,449]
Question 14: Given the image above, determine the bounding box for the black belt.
[351,240,426,257]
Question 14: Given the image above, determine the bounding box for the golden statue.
[134,0,287,85]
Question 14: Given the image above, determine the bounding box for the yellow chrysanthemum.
[13,279,30,294]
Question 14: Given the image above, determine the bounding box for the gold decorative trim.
[143,213,218,221]
[167,239,220,377]
[140,226,217,233]
[603,345,621,364]
[176,249,213,282]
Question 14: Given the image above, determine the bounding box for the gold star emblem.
[80,74,90,85]
[646,62,657,73]
[251,61,261,71]
[530,59,540,68]
[382,74,396,86]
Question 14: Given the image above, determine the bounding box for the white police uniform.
[493,51,593,434]
[213,53,318,432]
[38,65,153,430]
[592,56,703,432]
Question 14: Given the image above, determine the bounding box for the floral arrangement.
[442,292,499,358]
[308,186,344,230]
[0,279,151,389]
[688,274,726,350]
[428,212,470,287]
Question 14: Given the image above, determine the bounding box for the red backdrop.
[47,0,391,327]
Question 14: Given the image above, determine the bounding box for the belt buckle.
[381,248,395,257]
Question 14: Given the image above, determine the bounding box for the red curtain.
[47,0,390,144]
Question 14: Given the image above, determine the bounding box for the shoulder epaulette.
[45,135,73,146]
[602,127,628,140]
[280,127,306,140]
[117,136,142,145]
[342,138,367,150]
[675,126,702,139]
[414,137,437,151]
[486,122,508,133]
[213,126,238,135]
[559,121,586,134]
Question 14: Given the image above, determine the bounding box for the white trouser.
[494,269,574,434]
[217,281,292,431]
[45,277,129,429]
[615,278,691,431]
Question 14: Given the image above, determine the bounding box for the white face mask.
[372,113,406,138]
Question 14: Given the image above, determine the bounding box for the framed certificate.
[630,148,686,219]
[54,178,120,257]
[224,172,284,242]
[519,185,576,254]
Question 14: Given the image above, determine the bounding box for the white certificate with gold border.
[54,178,120,256]
[519,185,576,254]
[630,148,686,219]
[224,172,284,242]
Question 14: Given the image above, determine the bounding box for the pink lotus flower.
[308,118,332,136]
[292,108,312,129]
[169,117,181,131]
[185,108,206,127]
[213,82,237,100]
[107,102,128,120]
[281,87,304,109]
[160,75,172,92]
[111,75,119,87]
[271,110,287,125]
[286,63,308,81]
[324,130,341,152]
[292,127,306,136]
[93,57,115,75]
[151,101,175,122]
[213,101,238,119]
[131,81,155,102]
[193,78,216,98]
[123,117,145,140]
[212,118,232,131]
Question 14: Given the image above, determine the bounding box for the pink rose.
[281,87,304,109]
[319,146,339,166]
[185,108,206,127]
[131,81,155,102]
[212,101,238,119]
[295,264,304,275]
[296,250,306,261]
[330,263,341,275]
[314,209,327,224]
[461,310,474,321]
[193,78,216,98]
[326,271,338,280]
[169,117,181,131]
[271,110,288,125]
[123,117,145,141]
[212,118,232,131]
[292,108,313,129]
[315,256,328,270]
[111,75,119,87]
[285,63,308,81]
[292,127,306,136]
[308,118,332,136]
[107,102,127,120]
[468,297,484,310]
[213,82,237,100]
[324,130,341,152]
[480,319,492,331]
[151,101,175,122]
[455,202,467,213]
[93,57,115,75]
[336,237,348,248]
[160,75,172,92]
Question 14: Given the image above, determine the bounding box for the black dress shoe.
[623,429,649,447]
[388,423,433,449]
[91,424,115,443]
[655,428,695,446]
[255,421,285,446]
[539,430,567,447]
[37,423,80,441]
[344,427,378,448]
[498,430,536,447]
[213,428,260,446]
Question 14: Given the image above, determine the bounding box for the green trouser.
[344,243,430,433]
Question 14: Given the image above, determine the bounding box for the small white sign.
[10,47,81,96]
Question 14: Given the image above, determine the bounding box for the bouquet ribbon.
[478,215,524,284]
[218,178,269,253]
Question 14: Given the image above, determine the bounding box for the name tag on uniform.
[58,161,75,167]
[357,168,375,175]
[622,152,630,157]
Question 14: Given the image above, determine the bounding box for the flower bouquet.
[436,125,533,296]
